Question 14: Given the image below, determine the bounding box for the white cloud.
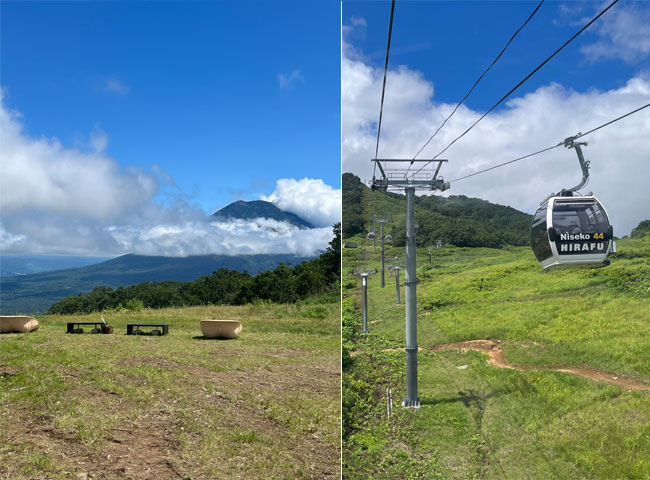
[104,77,130,95]
[350,16,367,28]
[0,97,157,221]
[89,123,109,152]
[277,69,304,90]
[0,214,333,257]
[104,218,333,257]
[342,35,650,236]
[261,178,341,228]
[580,1,650,63]
[0,93,335,257]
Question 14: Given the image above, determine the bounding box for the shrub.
[302,304,329,319]
[126,298,144,311]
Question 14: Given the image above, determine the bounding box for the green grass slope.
[343,235,650,479]
[0,303,340,479]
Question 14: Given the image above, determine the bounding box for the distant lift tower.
[372,158,449,408]
[389,256,404,305]
[372,215,392,288]
[361,273,369,334]
[352,269,377,334]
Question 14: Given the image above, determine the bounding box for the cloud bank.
[0,92,336,257]
[261,178,341,228]
[342,14,650,237]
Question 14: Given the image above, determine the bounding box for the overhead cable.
[372,0,396,181]
[410,0,544,163]
[449,144,561,183]
[449,100,650,183]
[411,0,620,180]
[572,101,650,140]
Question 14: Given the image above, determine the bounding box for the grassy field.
[343,235,650,479]
[0,303,340,480]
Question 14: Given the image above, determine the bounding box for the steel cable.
[372,0,396,181]
[410,0,620,180]
[410,0,545,163]
[449,101,650,184]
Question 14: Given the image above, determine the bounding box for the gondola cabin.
[531,195,615,270]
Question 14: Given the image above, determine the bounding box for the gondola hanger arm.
[560,134,590,195]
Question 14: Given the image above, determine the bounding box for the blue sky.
[1,1,341,256]
[342,0,650,236]
[344,1,647,112]
[1,1,340,213]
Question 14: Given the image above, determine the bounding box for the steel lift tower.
[389,256,405,305]
[372,158,449,408]
[372,215,392,288]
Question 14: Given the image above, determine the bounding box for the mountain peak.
[212,200,313,229]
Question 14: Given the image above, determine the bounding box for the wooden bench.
[67,322,103,334]
[126,323,169,336]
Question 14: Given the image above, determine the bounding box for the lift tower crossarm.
[371,159,450,192]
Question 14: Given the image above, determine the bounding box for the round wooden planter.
[200,320,242,339]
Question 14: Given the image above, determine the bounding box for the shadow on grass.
[420,389,498,408]
[124,332,166,337]
[192,335,239,341]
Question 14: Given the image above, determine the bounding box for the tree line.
[48,224,340,314]
[342,173,366,238]
[342,172,532,248]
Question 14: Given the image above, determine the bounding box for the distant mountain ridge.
[213,200,313,229]
[0,252,313,315]
[342,172,532,248]
[0,254,111,277]
[1,200,318,315]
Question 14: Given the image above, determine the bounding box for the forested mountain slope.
[342,172,532,248]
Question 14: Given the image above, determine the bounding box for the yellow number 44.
[593,232,604,239]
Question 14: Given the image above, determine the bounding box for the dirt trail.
[431,340,650,391]
[351,340,650,391]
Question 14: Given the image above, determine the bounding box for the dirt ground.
[2,410,183,480]
[1,351,340,480]
[431,339,650,391]
[351,340,650,391]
